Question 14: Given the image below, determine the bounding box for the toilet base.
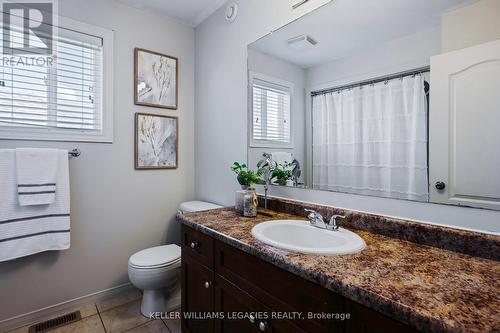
[140,286,181,317]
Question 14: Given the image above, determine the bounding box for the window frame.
[248,71,294,149]
[0,16,114,143]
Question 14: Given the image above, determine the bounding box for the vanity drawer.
[182,225,214,268]
[214,240,343,333]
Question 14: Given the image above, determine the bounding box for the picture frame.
[134,48,178,109]
[135,113,178,170]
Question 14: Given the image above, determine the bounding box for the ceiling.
[115,0,228,26]
[249,0,477,68]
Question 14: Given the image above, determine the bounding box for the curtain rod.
[311,66,430,97]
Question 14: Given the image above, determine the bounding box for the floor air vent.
[28,311,82,333]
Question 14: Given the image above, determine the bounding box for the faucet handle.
[305,209,324,224]
[328,215,345,231]
[305,208,319,216]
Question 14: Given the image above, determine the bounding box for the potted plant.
[230,162,263,216]
[230,162,264,189]
[271,163,293,186]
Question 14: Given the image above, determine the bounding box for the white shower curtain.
[312,75,428,201]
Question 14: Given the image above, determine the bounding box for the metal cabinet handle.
[204,281,212,289]
[435,181,446,190]
[258,321,268,331]
[249,314,256,324]
[190,241,198,249]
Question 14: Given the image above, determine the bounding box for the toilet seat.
[129,244,181,269]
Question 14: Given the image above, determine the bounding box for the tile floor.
[8,289,180,333]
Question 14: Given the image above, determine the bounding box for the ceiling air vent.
[287,34,318,50]
[28,311,82,333]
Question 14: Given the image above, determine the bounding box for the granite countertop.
[178,207,500,333]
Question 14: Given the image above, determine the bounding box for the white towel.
[15,148,59,206]
[0,149,70,262]
[271,152,293,167]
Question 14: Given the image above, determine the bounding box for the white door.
[429,39,500,210]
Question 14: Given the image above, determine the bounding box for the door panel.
[214,275,261,333]
[262,306,308,333]
[430,39,500,209]
[345,300,418,333]
[215,240,341,332]
[181,255,215,333]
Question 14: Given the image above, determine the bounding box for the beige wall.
[442,0,500,52]
[0,0,195,322]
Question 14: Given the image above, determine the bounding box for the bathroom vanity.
[177,198,500,333]
[180,224,413,333]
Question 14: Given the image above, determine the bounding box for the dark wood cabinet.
[213,274,306,333]
[181,224,417,333]
[214,239,342,333]
[345,300,418,333]
[214,275,261,333]
[263,305,308,333]
[181,254,215,333]
[181,225,214,267]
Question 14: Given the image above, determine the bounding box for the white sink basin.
[251,220,366,255]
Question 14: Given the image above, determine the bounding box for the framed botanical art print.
[135,48,178,109]
[135,113,178,169]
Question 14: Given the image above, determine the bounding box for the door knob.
[435,181,446,190]
[258,321,268,331]
[249,314,256,324]
[204,281,212,289]
[190,241,198,249]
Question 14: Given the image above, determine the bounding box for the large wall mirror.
[247,0,500,210]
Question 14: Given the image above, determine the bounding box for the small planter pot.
[235,187,257,217]
[276,179,288,186]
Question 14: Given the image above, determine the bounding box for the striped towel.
[15,148,59,206]
[0,149,70,262]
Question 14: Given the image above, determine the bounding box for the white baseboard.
[0,283,134,332]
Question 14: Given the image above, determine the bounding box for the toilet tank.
[178,201,222,214]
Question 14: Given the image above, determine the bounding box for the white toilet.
[128,201,222,317]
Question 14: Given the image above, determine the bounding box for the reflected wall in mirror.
[247,0,500,210]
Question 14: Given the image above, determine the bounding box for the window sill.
[0,128,113,143]
[249,141,294,149]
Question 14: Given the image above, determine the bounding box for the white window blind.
[251,78,291,146]
[0,15,112,142]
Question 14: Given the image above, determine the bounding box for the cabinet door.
[429,39,500,210]
[261,306,307,333]
[181,255,215,333]
[214,275,261,333]
[345,300,418,333]
[214,276,306,333]
[215,240,342,332]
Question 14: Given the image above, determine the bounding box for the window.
[0,16,113,142]
[250,72,293,148]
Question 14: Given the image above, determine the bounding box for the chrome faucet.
[328,214,345,231]
[305,209,345,231]
[305,209,326,228]
[259,153,274,209]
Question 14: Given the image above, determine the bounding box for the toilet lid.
[178,201,222,213]
[129,244,181,268]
